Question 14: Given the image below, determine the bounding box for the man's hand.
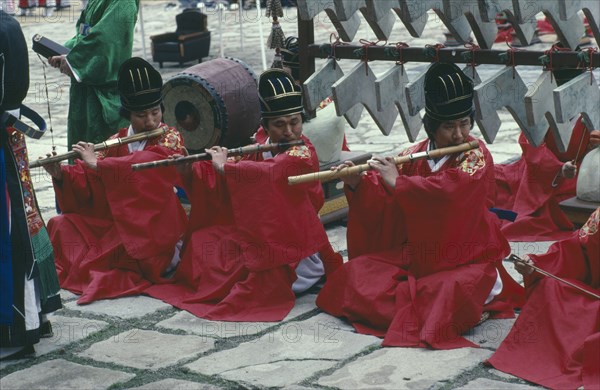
[331,161,362,190]
[72,142,98,170]
[206,146,228,174]
[514,255,535,276]
[41,152,63,180]
[589,130,600,147]
[48,55,74,78]
[368,156,399,191]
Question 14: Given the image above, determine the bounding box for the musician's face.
[433,116,472,148]
[264,113,303,143]
[130,106,162,133]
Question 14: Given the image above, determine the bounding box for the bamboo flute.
[288,140,480,185]
[30,126,169,168]
[131,140,305,171]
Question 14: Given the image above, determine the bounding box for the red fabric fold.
[494,119,591,241]
[317,137,523,349]
[146,135,338,321]
[49,127,187,304]
[488,208,600,389]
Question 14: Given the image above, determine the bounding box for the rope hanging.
[542,43,571,84]
[36,54,56,153]
[357,39,386,75]
[394,42,409,74]
[504,39,524,80]
[462,42,480,78]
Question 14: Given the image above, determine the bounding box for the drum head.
[162,58,261,153]
[162,74,223,153]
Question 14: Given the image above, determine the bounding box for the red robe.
[145,135,342,321]
[48,126,187,304]
[495,118,591,241]
[488,207,600,389]
[317,137,524,349]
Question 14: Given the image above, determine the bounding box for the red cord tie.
[583,47,598,85]
[329,33,344,70]
[464,42,480,78]
[544,43,571,83]
[395,42,409,74]
[359,39,386,75]
[505,39,524,80]
[425,43,445,63]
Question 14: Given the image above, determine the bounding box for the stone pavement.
[2,1,593,389]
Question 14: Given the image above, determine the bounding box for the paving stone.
[220,359,338,388]
[0,359,134,390]
[489,368,529,381]
[64,296,172,319]
[317,347,493,389]
[0,358,21,371]
[77,329,214,370]
[129,378,224,390]
[59,289,80,302]
[463,318,517,350]
[457,378,541,389]
[502,260,524,286]
[35,314,109,356]
[156,294,318,338]
[185,313,380,383]
[326,224,348,256]
[509,241,556,257]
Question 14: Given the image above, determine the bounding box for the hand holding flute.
[333,156,400,191]
[41,141,99,180]
[131,140,305,171]
[288,141,480,185]
[168,146,227,183]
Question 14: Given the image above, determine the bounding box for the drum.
[162,57,261,153]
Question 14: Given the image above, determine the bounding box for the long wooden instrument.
[288,140,480,185]
[509,254,600,300]
[30,126,169,168]
[131,140,305,171]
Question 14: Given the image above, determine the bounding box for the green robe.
[64,0,139,145]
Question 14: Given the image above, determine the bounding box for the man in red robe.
[43,58,187,304]
[316,63,524,350]
[488,207,599,389]
[495,65,600,241]
[145,69,342,321]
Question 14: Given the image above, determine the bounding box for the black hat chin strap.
[1,105,47,139]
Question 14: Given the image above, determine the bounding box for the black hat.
[424,62,474,121]
[280,36,300,79]
[258,69,303,119]
[118,57,163,111]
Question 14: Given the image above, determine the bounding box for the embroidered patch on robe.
[458,148,485,176]
[286,145,311,159]
[579,208,599,238]
[158,129,183,151]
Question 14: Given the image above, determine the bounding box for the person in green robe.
[49,0,139,146]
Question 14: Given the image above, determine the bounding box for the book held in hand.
[32,34,70,58]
